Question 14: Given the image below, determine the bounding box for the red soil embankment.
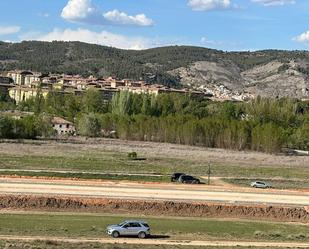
[0,195,309,222]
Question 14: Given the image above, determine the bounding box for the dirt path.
[0,235,309,248]
[201,176,235,187]
[1,177,309,205]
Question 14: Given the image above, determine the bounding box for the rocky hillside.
[1,41,309,98]
[169,59,309,99]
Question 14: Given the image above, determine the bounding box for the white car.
[106,220,150,239]
[250,181,271,189]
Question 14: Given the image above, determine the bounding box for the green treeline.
[1,89,309,153]
[0,115,53,139]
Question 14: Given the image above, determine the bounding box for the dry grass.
[0,138,308,179]
[1,138,308,167]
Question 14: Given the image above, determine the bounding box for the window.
[59,124,62,128]
[66,124,70,128]
[129,223,141,227]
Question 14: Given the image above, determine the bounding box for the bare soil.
[0,195,309,223]
[1,235,309,248]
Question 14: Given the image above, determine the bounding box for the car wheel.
[138,232,146,239]
[112,231,120,238]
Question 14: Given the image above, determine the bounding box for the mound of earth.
[0,195,308,222]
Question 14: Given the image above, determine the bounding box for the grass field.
[0,149,309,180]
[0,240,302,249]
[0,140,309,183]
[0,212,309,242]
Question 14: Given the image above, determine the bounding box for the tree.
[111,91,132,116]
[77,113,101,137]
[33,86,44,115]
[0,116,13,138]
[82,89,105,113]
[291,124,309,150]
[251,123,285,153]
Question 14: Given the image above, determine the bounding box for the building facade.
[51,117,75,136]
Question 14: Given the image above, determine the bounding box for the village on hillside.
[0,70,206,103]
[0,70,254,103]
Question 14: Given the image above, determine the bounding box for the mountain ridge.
[1,41,309,98]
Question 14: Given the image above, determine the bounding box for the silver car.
[250,181,271,189]
[106,220,150,239]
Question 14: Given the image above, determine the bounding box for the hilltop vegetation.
[1,41,309,90]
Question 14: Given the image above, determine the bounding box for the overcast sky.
[0,0,309,51]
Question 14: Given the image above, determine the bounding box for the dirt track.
[1,176,309,221]
[1,235,309,248]
[1,177,309,206]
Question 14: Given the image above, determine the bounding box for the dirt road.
[1,178,309,206]
[1,235,309,248]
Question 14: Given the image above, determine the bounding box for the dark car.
[178,175,200,184]
[171,173,185,182]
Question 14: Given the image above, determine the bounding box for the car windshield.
[118,222,127,226]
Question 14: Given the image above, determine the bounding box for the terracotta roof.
[51,117,73,125]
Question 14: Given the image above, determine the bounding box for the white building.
[51,117,75,136]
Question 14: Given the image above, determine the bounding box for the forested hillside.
[0,41,222,86]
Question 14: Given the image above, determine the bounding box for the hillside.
[1,41,309,98]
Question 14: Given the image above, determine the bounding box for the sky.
[0,0,309,51]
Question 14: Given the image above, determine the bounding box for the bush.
[127,152,138,159]
[254,230,265,237]
[268,231,282,238]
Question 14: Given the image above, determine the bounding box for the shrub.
[254,230,265,237]
[127,152,138,159]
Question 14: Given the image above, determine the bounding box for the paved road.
[0,178,309,206]
[1,235,309,248]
